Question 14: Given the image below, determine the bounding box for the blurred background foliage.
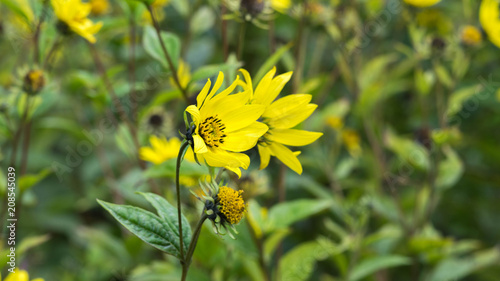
[1,0,500,280]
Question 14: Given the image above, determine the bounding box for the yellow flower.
[4,269,44,281]
[342,129,362,157]
[461,25,482,46]
[51,0,102,43]
[239,67,323,174]
[185,72,268,177]
[193,181,246,238]
[326,116,344,130]
[404,0,441,7]
[90,0,109,15]
[23,69,45,95]
[480,0,500,48]
[142,0,171,24]
[218,186,246,224]
[140,136,194,165]
[170,59,191,90]
[271,0,291,13]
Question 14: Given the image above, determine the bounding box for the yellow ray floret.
[140,136,194,165]
[185,71,268,177]
[480,0,500,48]
[51,0,102,43]
[239,67,323,174]
[404,0,441,7]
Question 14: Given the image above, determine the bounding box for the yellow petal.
[204,71,224,104]
[263,94,312,119]
[185,105,201,125]
[253,67,276,104]
[239,68,253,95]
[201,148,250,169]
[140,147,162,164]
[5,269,29,281]
[150,136,165,151]
[267,129,322,146]
[220,122,268,152]
[207,91,250,117]
[196,78,212,108]
[225,165,242,178]
[193,135,208,153]
[267,104,317,129]
[255,70,292,106]
[222,105,265,132]
[206,75,244,115]
[258,144,271,170]
[404,0,441,7]
[269,143,303,174]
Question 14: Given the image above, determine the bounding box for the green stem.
[147,5,189,104]
[215,167,226,183]
[237,21,246,60]
[176,141,190,262]
[10,96,31,166]
[181,212,208,281]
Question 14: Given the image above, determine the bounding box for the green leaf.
[349,255,411,281]
[446,84,482,117]
[384,128,430,171]
[434,64,454,89]
[263,228,290,261]
[190,61,243,85]
[358,54,398,90]
[254,43,293,83]
[97,199,185,259]
[278,238,339,281]
[415,68,435,96]
[143,26,181,69]
[138,192,191,251]
[18,168,52,193]
[190,6,216,35]
[1,0,33,25]
[436,146,464,190]
[427,248,500,281]
[115,124,135,160]
[264,199,331,233]
[17,235,50,256]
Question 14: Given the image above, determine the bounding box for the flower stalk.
[176,141,190,262]
[181,212,208,281]
[147,4,190,104]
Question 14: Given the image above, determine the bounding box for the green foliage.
[97,199,190,259]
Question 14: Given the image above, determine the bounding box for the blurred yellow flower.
[142,0,171,24]
[140,136,194,165]
[461,25,482,46]
[239,67,323,174]
[51,0,102,43]
[23,69,45,95]
[404,0,441,7]
[185,72,268,177]
[90,0,109,15]
[480,0,500,48]
[342,129,362,157]
[4,269,44,281]
[326,116,344,130]
[271,0,291,13]
[170,59,191,90]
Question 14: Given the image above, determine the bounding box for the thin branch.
[147,5,190,103]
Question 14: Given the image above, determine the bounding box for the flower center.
[217,186,245,224]
[199,115,226,148]
[148,114,163,127]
